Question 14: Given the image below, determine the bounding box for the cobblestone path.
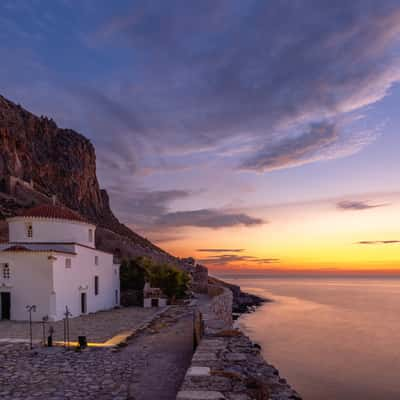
[0,307,159,343]
[0,306,194,400]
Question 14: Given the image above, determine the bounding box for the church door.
[81,293,87,314]
[1,292,11,320]
[151,298,159,307]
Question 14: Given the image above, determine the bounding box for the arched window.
[2,264,10,280]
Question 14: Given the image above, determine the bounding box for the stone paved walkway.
[0,306,194,400]
[0,306,159,343]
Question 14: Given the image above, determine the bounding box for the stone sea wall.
[176,285,302,400]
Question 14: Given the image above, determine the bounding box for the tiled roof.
[18,204,88,223]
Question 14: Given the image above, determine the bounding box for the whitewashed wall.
[0,245,120,321]
[52,245,120,320]
[8,218,96,247]
[0,252,53,321]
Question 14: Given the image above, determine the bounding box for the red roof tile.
[18,204,88,223]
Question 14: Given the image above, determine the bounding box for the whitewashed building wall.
[8,218,96,247]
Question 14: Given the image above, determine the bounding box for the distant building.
[0,204,120,321]
[143,282,167,308]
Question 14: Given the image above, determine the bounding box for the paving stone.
[177,390,227,400]
[187,367,211,376]
[192,352,218,361]
[224,353,247,362]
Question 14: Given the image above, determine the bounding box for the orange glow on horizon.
[154,193,400,273]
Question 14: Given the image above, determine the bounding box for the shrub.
[120,258,146,291]
[120,257,190,299]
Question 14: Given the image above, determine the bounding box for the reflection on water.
[220,276,400,400]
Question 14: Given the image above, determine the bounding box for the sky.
[1,0,400,272]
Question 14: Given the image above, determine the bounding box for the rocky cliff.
[0,94,167,258]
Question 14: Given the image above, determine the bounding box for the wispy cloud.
[240,122,338,172]
[198,254,280,266]
[197,248,245,253]
[5,0,400,181]
[2,0,400,234]
[337,200,388,210]
[356,240,400,245]
[155,209,265,229]
[240,121,380,172]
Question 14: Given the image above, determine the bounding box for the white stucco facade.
[0,205,120,321]
[8,217,96,247]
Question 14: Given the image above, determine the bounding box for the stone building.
[143,282,167,308]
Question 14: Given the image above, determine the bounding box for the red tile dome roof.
[18,204,88,223]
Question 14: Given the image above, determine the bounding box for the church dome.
[18,204,88,223]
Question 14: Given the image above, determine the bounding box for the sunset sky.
[1,0,400,272]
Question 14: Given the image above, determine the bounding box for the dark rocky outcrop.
[0,94,166,256]
[208,276,267,314]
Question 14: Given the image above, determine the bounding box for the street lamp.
[41,315,49,346]
[26,305,37,349]
[63,306,72,349]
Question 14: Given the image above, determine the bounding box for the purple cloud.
[337,200,388,211]
[155,209,265,229]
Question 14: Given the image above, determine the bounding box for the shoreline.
[232,286,302,400]
[177,281,301,400]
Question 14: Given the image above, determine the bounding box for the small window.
[2,264,10,280]
[94,276,99,296]
[115,289,119,304]
[88,229,93,242]
[94,255,99,266]
[65,258,71,269]
[114,269,117,275]
[26,223,33,238]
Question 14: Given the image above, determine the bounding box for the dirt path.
[124,306,194,400]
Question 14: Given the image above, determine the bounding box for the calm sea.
[218,275,400,400]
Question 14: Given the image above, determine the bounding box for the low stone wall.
[177,285,302,400]
[205,285,233,331]
[191,264,209,293]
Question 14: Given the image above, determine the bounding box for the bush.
[120,258,146,291]
[120,257,190,299]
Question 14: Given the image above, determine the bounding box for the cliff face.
[0,95,105,215]
[0,94,165,255]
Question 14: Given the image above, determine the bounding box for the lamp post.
[26,305,37,349]
[41,315,49,346]
[63,306,72,349]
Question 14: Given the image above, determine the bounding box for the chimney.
[52,195,57,205]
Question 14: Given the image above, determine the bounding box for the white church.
[0,204,120,321]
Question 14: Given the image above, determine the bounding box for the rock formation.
[0,94,167,258]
